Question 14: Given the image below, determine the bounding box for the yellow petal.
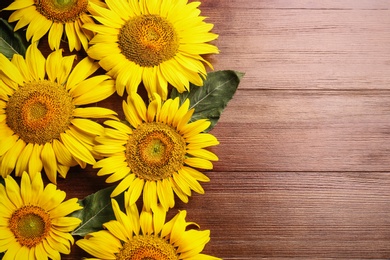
[2,240,21,259]
[180,119,210,137]
[158,99,173,123]
[178,168,205,194]
[10,6,35,31]
[105,166,130,183]
[94,144,125,155]
[129,93,147,122]
[104,120,132,134]
[103,221,128,242]
[99,52,127,73]
[140,210,153,235]
[123,100,142,128]
[0,139,26,177]
[52,139,75,167]
[111,173,135,197]
[3,0,34,10]
[41,143,58,184]
[67,57,99,89]
[65,22,78,51]
[15,244,31,259]
[27,13,52,43]
[178,230,210,258]
[73,79,115,105]
[184,157,213,170]
[60,132,96,165]
[128,177,144,205]
[20,171,32,205]
[111,199,134,238]
[106,0,135,19]
[76,234,118,259]
[89,1,124,27]
[30,171,44,205]
[172,172,191,196]
[58,55,76,85]
[0,54,24,85]
[0,134,18,156]
[173,98,190,128]
[168,210,187,245]
[45,49,63,82]
[70,74,110,97]
[71,118,104,135]
[157,178,175,209]
[11,54,33,82]
[152,203,166,234]
[143,181,157,212]
[48,22,64,50]
[4,174,23,207]
[73,107,118,119]
[49,198,82,218]
[186,148,218,161]
[15,142,34,177]
[186,133,219,149]
[170,178,189,203]
[74,19,89,51]
[147,93,162,122]
[25,43,46,80]
[28,144,43,178]
[42,239,61,259]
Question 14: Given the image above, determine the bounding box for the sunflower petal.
[60,132,96,165]
[48,22,64,50]
[41,143,58,184]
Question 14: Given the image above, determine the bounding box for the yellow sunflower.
[93,93,219,211]
[3,0,105,51]
[83,0,219,98]
[0,44,117,183]
[0,171,82,259]
[77,199,220,260]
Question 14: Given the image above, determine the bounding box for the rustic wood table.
[2,0,390,259]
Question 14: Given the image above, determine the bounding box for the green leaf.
[171,70,244,131]
[70,186,124,237]
[0,18,29,59]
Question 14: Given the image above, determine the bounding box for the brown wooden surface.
[3,0,390,259]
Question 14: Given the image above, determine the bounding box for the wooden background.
[3,0,390,259]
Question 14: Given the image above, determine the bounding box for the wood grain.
[2,0,390,259]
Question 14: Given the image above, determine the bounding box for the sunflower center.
[116,235,178,260]
[118,15,179,67]
[8,205,52,248]
[126,122,186,181]
[35,0,88,23]
[6,80,74,144]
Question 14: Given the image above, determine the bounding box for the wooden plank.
[60,170,390,259]
[212,89,390,171]
[202,0,390,10]
[2,0,390,259]
[179,171,390,259]
[203,7,390,90]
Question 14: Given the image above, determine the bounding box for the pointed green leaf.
[0,18,29,59]
[171,70,244,131]
[70,186,124,236]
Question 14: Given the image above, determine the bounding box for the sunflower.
[0,171,82,259]
[93,93,219,211]
[83,0,219,99]
[77,199,220,260]
[0,44,117,183]
[3,0,105,51]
